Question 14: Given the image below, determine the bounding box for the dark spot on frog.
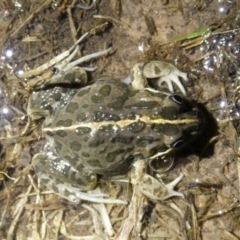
[40,101,53,111]
[127,89,138,97]
[88,139,104,148]
[127,120,146,133]
[76,113,87,121]
[87,159,103,168]
[45,130,54,137]
[66,102,79,113]
[55,178,63,186]
[92,111,120,122]
[40,178,50,185]
[154,65,161,74]
[76,87,91,97]
[56,119,73,127]
[70,141,82,151]
[152,123,179,136]
[105,149,125,162]
[51,179,63,196]
[83,136,90,142]
[75,163,85,171]
[33,164,40,174]
[99,84,111,97]
[91,95,103,103]
[70,172,85,185]
[82,152,90,157]
[103,153,134,174]
[161,106,178,120]
[75,127,91,136]
[99,146,107,154]
[99,124,116,132]
[82,104,89,108]
[63,188,71,196]
[50,91,62,101]
[124,154,134,166]
[56,130,67,137]
[111,135,134,144]
[107,92,129,110]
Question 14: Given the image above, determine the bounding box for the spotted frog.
[28,60,204,203]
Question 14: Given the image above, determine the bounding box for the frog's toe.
[134,173,184,201]
[157,67,188,95]
[159,173,184,199]
[158,76,174,92]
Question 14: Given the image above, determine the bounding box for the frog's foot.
[131,160,184,201]
[157,68,188,96]
[32,152,127,204]
[131,61,188,95]
[36,173,127,204]
[34,66,88,90]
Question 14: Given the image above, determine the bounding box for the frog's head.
[157,94,205,151]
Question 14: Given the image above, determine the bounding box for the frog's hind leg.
[32,152,97,190]
[34,66,88,90]
[32,152,128,204]
[32,152,96,201]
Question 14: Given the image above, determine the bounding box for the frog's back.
[43,79,200,175]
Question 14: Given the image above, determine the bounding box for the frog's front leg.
[28,86,77,120]
[131,61,188,95]
[34,66,88,90]
[131,159,184,200]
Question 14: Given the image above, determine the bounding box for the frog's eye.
[172,139,184,149]
[170,95,183,105]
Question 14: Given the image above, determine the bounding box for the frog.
[28,58,204,204]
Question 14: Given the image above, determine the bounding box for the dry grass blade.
[6,185,32,240]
